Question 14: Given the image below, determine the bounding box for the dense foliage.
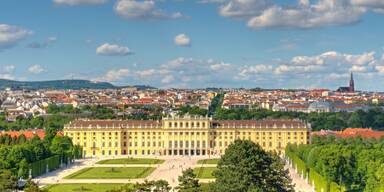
[0,113,73,131]
[177,168,201,192]
[0,131,81,191]
[211,140,294,192]
[178,106,208,116]
[214,108,384,131]
[287,136,384,191]
[208,93,224,116]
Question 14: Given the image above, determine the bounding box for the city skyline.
[1,0,384,90]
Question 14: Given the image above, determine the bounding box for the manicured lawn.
[197,159,220,165]
[64,167,155,179]
[45,184,130,192]
[96,158,164,165]
[200,183,213,191]
[193,167,217,179]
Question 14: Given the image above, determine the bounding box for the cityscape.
[1,0,384,192]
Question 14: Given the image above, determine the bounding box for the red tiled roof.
[0,129,45,139]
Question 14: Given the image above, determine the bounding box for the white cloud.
[3,65,15,73]
[0,24,32,50]
[247,0,365,29]
[220,0,270,18]
[28,65,46,74]
[161,75,174,84]
[95,69,130,82]
[212,0,384,29]
[0,65,15,80]
[210,62,231,71]
[174,34,191,46]
[115,0,182,20]
[96,43,132,56]
[53,0,108,5]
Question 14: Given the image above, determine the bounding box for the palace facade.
[63,116,311,157]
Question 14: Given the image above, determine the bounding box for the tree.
[153,180,171,192]
[44,127,57,143]
[18,159,29,179]
[0,169,17,192]
[49,136,73,155]
[212,140,294,192]
[177,168,201,192]
[24,179,48,192]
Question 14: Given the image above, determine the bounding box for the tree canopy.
[212,140,294,192]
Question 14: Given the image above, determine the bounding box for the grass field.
[45,184,129,192]
[193,167,217,179]
[64,167,155,179]
[96,158,164,165]
[197,159,220,164]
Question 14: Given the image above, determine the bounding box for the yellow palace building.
[63,115,311,157]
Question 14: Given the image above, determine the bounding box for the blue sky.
[1,0,384,90]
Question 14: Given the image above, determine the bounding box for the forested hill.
[0,79,156,90]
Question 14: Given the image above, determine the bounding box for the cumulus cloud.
[115,0,182,20]
[220,0,270,18]
[0,24,32,50]
[28,65,46,74]
[212,0,384,29]
[93,50,384,89]
[0,65,15,80]
[95,69,130,82]
[53,0,108,5]
[27,36,57,49]
[96,43,132,56]
[174,34,191,46]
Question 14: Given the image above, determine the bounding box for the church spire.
[349,72,355,92]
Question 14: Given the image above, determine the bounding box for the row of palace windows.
[168,121,207,128]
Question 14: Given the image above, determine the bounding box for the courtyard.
[35,156,313,192]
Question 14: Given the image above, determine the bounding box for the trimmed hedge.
[29,151,78,178]
[286,148,346,192]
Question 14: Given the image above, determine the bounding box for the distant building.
[337,73,355,92]
[312,128,384,139]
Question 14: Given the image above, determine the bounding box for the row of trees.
[214,108,384,131]
[288,136,384,191]
[0,128,81,191]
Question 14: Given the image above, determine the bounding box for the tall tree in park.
[212,140,294,192]
[177,168,201,192]
[49,136,73,155]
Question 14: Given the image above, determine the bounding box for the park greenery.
[213,108,384,131]
[96,158,164,165]
[287,136,384,192]
[0,130,81,191]
[210,140,294,192]
[64,167,155,179]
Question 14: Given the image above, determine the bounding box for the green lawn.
[197,159,220,165]
[64,167,155,179]
[193,167,217,179]
[45,184,130,192]
[96,158,164,165]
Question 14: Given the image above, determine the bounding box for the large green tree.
[177,168,201,192]
[212,140,294,192]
